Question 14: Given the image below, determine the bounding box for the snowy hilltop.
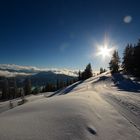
[0,72,140,140]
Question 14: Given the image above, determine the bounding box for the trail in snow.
[0,72,140,140]
[91,73,140,130]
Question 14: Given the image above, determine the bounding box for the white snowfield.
[0,72,140,140]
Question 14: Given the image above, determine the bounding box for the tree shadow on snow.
[92,76,110,84]
[47,81,84,97]
[112,73,140,93]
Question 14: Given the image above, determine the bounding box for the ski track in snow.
[0,72,140,140]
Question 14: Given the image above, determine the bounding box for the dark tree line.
[0,77,19,100]
[0,77,32,100]
[24,78,32,95]
[100,67,106,74]
[109,39,140,77]
[78,63,93,80]
[41,78,77,93]
[0,75,78,100]
[122,39,140,77]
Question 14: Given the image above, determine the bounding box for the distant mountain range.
[0,64,78,77]
[30,71,76,86]
[0,64,78,86]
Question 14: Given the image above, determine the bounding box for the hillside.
[0,72,140,140]
[30,71,75,86]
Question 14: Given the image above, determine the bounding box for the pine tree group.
[122,44,134,73]
[0,77,19,100]
[78,63,93,80]
[122,39,140,77]
[100,67,106,74]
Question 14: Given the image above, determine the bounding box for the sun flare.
[95,36,115,59]
[98,45,112,58]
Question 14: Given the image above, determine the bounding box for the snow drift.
[0,72,140,140]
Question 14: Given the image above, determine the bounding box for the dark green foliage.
[78,71,82,80]
[133,40,140,76]
[1,77,19,100]
[100,68,106,74]
[72,78,78,83]
[78,63,93,80]
[30,71,75,86]
[122,44,134,73]
[24,78,32,95]
[41,77,78,93]
[40,77,77,93]
[59,81,66,89]
[104,69,107,73]
[44,83,56,92]
[66,79,69,86]
[32,87,40,95]
[2,78,9,100]
[122,39,140,77]
[109,50,120,74]
[84,63,93,79]
[41,86,46,93]
[11,78,18,99]
[56,79,60,90]
[13,78,17,98]
[100,67,104,74]
[55,79,63,90]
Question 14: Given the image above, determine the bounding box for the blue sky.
[0,0,140,70]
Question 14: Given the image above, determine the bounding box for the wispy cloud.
[0,70,31,77]
[0,64,78,77]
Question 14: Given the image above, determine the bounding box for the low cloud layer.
[0,70,30,77]
[0,64,78,77]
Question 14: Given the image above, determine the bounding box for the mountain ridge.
[0,64,78,77]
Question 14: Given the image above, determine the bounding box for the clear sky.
[0,0,140,70]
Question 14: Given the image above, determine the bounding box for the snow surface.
[0,72,140,140]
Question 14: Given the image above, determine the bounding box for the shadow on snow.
[47,81,84,98]
[92,73,140,93]
[112,73,140,93]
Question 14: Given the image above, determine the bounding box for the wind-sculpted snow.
[0,72,140,140]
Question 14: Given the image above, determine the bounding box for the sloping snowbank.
[0,72,140,140]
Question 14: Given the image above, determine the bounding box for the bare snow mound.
[0,72,140,140]
[0,96,97,140]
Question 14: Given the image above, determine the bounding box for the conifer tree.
[109,50,120,74]
[122,44,134,73]
[56,79,60,90]
[13,78,17,98]
[2,78,9,100]
[24,78,32,95]
[100,67,104,74]
[133,39,140,76]
[81,63,93,80]
[78,70,82,80]
[122,39,140,77]
[84,63,93,79]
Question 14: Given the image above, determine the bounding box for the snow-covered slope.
[0,72,140,140]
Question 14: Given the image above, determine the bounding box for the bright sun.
[96,37,115,59]
[98,45,112,58]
